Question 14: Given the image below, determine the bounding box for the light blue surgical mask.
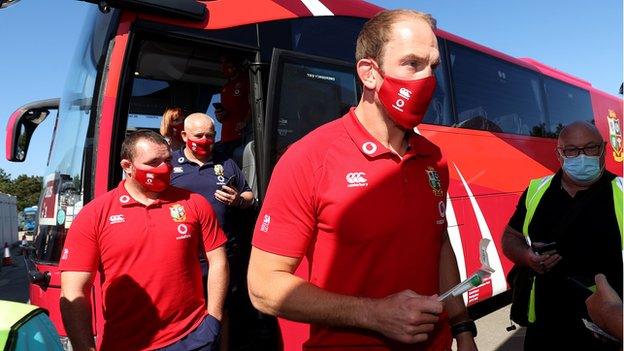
[562,154,603,183]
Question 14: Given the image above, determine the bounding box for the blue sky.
[0,0,621,178]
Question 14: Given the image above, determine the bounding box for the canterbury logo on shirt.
[109,214,125,224]
[346,172,368,187]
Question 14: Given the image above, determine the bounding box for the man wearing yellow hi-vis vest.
[502,121,623,351]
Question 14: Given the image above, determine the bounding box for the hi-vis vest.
[521,175,623,324]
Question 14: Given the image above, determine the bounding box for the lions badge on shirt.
[426,167,443,197]
[169,204,187,222]
[214,164,224,177]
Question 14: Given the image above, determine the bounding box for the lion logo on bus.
[607,110,622,162]
[169,204,186,222]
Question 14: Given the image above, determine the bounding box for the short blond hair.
[159,107,185,138]
[356,9,437,67]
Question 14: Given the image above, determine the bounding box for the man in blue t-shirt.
[171,112,254,233]
[170,112,255,349]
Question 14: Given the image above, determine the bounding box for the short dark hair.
[120,130,169,161]
[356,9,437,67]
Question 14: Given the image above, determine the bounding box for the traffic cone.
[2,242,14,266]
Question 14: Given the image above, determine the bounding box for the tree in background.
[0,168,43,211]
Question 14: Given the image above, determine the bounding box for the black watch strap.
[452,320,477,337]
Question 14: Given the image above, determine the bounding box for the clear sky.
[0,0,622,178]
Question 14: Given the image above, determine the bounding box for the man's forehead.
[134,139,169,155]
[558,124,603,146]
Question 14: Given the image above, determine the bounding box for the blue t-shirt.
[170,149,251,237]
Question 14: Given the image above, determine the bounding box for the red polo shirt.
[253,108,451,350]
[59,181,227,351]
[220,75,250,143]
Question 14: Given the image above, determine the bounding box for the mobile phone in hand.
[532,241,557,255]
[222,175,237,190]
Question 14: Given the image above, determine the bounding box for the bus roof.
[138,0,383,30]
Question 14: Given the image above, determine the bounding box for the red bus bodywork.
[8,0,621,349]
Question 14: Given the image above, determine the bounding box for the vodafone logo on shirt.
[346,172,368,187]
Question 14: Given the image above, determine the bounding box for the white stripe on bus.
[445,192,468,304]
[301,0,333,16]
[453,163,507,296]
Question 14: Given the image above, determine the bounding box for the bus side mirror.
[5,98,59,162]
[0,0,22,9]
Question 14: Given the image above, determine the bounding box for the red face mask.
[375,67,437,129]
[133,162,172,192]
[186,137,214,157]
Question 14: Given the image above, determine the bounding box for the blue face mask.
[562,155,603,183]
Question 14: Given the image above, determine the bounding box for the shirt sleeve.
[252,142,317,258]
[192,193,227,252]
[508,189,529,233]
[58,201,100,272]
[230,160,251,193]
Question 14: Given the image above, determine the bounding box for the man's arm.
[205,246,229,321]
[60,271,96,351]
[237,190,254,208]
[247,247,443,344]
[438,232,476,350]
[501,226,561,274]
[586,274,623,341]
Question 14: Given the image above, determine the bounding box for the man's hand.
[523,243,561,274]
[215,185,239,207]
[456,331,478,351]
[586,274,623,341]
[367,290,443,344]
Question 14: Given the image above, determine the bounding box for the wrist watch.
[451,320,477,337]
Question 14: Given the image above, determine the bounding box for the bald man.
[502,121,623,350]
[170,113,254,349]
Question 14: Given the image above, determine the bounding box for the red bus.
[5,0,623,349]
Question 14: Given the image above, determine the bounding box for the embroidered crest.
[607,110,623,163]
[214,164,224,177]
[426,167,443,197]
[169,204,186,222]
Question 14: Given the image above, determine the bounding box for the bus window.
[423,39,453,126]
[448,42,547,136]
[543,77,594,137]
[289,17,366,62]
[264,49,359,168]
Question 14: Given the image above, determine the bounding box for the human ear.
[356,59,378,90]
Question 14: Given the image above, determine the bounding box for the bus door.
[110,25,273,350]
[260,48,360,350]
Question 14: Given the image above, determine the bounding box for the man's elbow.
[247,268,279,316]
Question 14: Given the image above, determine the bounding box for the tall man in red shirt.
[214,56,251,158]
[59,131,229,351]
[248,10,477,351]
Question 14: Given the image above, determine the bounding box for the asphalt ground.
[0,242,30,303]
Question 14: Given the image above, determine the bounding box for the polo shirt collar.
[115,180,176,207]
[342,107,436,159]
[174,149,215,168]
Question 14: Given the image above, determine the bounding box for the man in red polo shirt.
[214,56,251,158]
[59,131,229,351]
[248,9,476,351]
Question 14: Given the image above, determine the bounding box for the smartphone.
[222,175,237,189]
[212,102,224,110]
[532,241,557,255]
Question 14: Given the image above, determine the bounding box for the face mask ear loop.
[369,59,385,80]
